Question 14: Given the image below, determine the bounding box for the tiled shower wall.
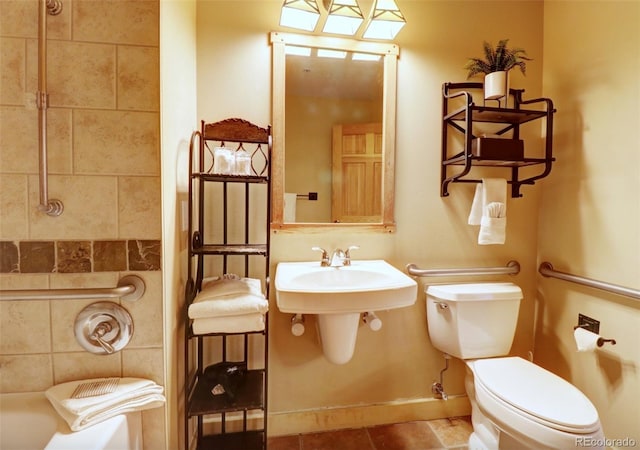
[0,1,164,448]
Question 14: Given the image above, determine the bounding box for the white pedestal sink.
[275,260,417,364]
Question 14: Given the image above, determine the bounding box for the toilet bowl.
[425,283,605,450]
[467,357,604,449]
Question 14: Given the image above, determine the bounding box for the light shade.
[322,0,364,36]
[363,0,406,40]
[280,0,321,32]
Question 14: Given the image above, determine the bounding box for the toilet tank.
[426,283,522,359]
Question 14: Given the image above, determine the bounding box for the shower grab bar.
[539,262,640,300]
[37,0,64,216]
[406,260,520,277]
[0,275,145,302]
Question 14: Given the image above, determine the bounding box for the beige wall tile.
[0,355,53,392]
[122,348,164,385]
[73,0,159,46]
[124,271,163,348]
[118,177,161,239]
[52,352,122,384]
[45,40,116,109]
[0,107,73,174]
[28,175,118,240]
[49,271,119,289]
[0,1,37,38]
[50,298,97,353]
[0,273,49,290]
[47,108,74,173]
[0,107,38,173]
[0,300,51,354]
[118,46,160,112]
[46,0,72,41]
[0,38,25,105]
[73,110,160,175]
[0,174,28,239]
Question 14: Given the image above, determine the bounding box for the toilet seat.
[471,357,601,434]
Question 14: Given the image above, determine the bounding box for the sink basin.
[275,259,417,314]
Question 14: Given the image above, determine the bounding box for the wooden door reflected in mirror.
[332,122,382,223]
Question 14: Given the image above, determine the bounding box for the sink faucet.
[329,248,346,267]
[330,245,360,267]
[312,245,359,267]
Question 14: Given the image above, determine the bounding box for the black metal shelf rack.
[441,81,556,197]
[185,118,271,450]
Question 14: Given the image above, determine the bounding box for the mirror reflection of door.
[284,48,383,223]
[331,123,382,223]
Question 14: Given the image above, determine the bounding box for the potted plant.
[464,39,532,103]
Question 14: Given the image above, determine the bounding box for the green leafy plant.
[464,39,532,79]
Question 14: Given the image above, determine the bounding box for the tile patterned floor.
[267,416,473,450]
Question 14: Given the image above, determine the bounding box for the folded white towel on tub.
[192,313,266,335]
[45,377,165,432]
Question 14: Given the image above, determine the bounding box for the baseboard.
[267,395,471,437]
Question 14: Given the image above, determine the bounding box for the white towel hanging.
[468,179,507,245]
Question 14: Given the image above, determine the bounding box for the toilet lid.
[473,357,599,431]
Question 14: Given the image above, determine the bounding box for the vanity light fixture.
[363,0,406,40]
[322,0,364,36]
[280,0,321,32]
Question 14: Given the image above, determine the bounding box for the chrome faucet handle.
[344,245,359,265]
[90,322,115,354]
[311,246,329,266]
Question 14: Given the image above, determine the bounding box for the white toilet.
[426,282,605,450]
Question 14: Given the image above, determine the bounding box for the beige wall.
[159,0,197,449]
[536,0,640,443]
[0,1,165,448]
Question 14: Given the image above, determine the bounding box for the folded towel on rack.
[45,377,165,432]
[468,178,507,245]
[188,276,268,319]
[201,276,263,298]
[192,312,266,335]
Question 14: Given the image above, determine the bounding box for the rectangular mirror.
[270,32,399,232]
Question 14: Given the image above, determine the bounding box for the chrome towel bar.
[0,275,145,302]
[539,262,640,301]
[406,260,520,277]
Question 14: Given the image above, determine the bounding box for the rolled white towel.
[192,313,266,335]
[478,202,506,245]
[468,178,507,225]
[45,377,165,431]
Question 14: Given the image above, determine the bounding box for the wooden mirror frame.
[270,31,399,232]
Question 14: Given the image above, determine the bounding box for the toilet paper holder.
[574,324,617,347]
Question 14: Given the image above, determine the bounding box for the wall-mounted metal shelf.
[441,82,556,198]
